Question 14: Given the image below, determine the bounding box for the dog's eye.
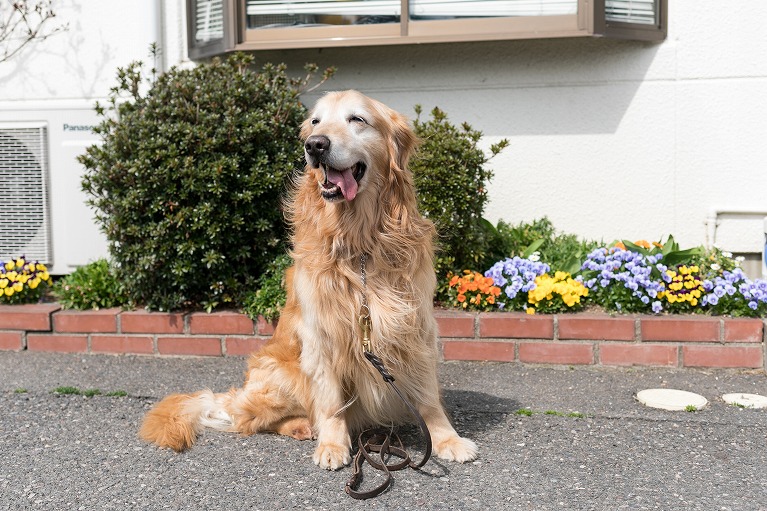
[311,118,320,125]
[349,115,366,124]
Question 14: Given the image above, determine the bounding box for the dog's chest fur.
[293,255,435,428]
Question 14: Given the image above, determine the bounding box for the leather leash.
[344,255,433,500]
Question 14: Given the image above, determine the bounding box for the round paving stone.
[722,393,767,409]
[636,388,708,411]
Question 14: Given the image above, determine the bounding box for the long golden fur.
[139,90,478,469]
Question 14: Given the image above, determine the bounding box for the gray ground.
[1,351,766,510]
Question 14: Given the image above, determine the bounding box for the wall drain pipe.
[706,209,767,279]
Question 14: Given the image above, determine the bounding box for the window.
[187,0,234,59]
[187,0,666,57]
[599,0,666,40]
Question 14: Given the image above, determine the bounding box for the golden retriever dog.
[139,90,478,470]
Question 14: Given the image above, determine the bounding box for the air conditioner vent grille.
[0,124,52,264]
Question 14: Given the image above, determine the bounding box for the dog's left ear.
[389,111,419,172]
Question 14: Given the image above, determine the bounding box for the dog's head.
[301,90,418,203]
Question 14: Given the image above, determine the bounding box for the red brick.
[0,331,23,351]
[599,343,678,367]
[442,340,515,362]
[518,342,593,365]
[640,317,719,342]
[53,308,119,333]
[0,303,60,331]
[479,313,554,339]
[225,336,269,356]
[435,311,475,338]
[723,318,763,343]
[683,345,763,369]
[157,336,222,356]
[121,310,185,334]
[189,312,254,335]
[27,334,87,353]
[91,335,154,355]
[559,315,635,341]
[256,316,278,336]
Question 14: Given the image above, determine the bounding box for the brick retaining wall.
[0,304,764,370]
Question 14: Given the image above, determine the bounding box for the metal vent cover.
[0,123,52,264]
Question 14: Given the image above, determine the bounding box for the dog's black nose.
[305,135,330,159]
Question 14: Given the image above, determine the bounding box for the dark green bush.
[79,53,331,311]
[52,259,128,310]
[411,106,508,278]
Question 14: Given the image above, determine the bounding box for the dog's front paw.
[313,442,351,470]
[433,435,478,463]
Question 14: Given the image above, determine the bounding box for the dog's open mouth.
[320,162,367,202]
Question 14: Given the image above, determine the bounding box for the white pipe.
[706,208,767,248]
[763,217,767,279]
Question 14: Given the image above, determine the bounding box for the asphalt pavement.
[1,351,766,511]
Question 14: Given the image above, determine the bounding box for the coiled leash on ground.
[344,295,433,500]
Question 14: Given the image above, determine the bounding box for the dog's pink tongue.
[326,167,358,201]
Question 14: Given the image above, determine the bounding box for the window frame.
[595,0,667,41]
[187,0,239,60]
[186,0,667,57]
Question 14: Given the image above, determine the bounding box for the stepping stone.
[722,393,767,409]
[636,388,708,411]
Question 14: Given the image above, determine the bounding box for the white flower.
[722,251,733,258]
[735,256,745,263]
[710,263,721,271]
[528,252,541,262]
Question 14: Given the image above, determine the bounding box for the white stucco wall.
[1,0,765,273]
[260,1,767,258]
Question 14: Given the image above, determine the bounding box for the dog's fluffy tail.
[139,390,235,452]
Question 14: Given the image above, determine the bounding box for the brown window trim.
[187,0,667,58]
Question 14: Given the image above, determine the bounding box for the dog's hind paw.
[275,417,314,441]
[433,435,478,463]
[313,442,351,470]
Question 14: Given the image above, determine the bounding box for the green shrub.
[483,217,600,274]
[79,53,332,311]
[242,253,291,321]
[52,259,128,310]
[411,106,508,279]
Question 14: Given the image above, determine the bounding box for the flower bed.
[0,305,763,370]
[449,239,767,319]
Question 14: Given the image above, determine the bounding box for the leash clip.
[358,305,372,353]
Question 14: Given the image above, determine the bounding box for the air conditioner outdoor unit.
[0,103,109,275]
[0,122,52,264]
